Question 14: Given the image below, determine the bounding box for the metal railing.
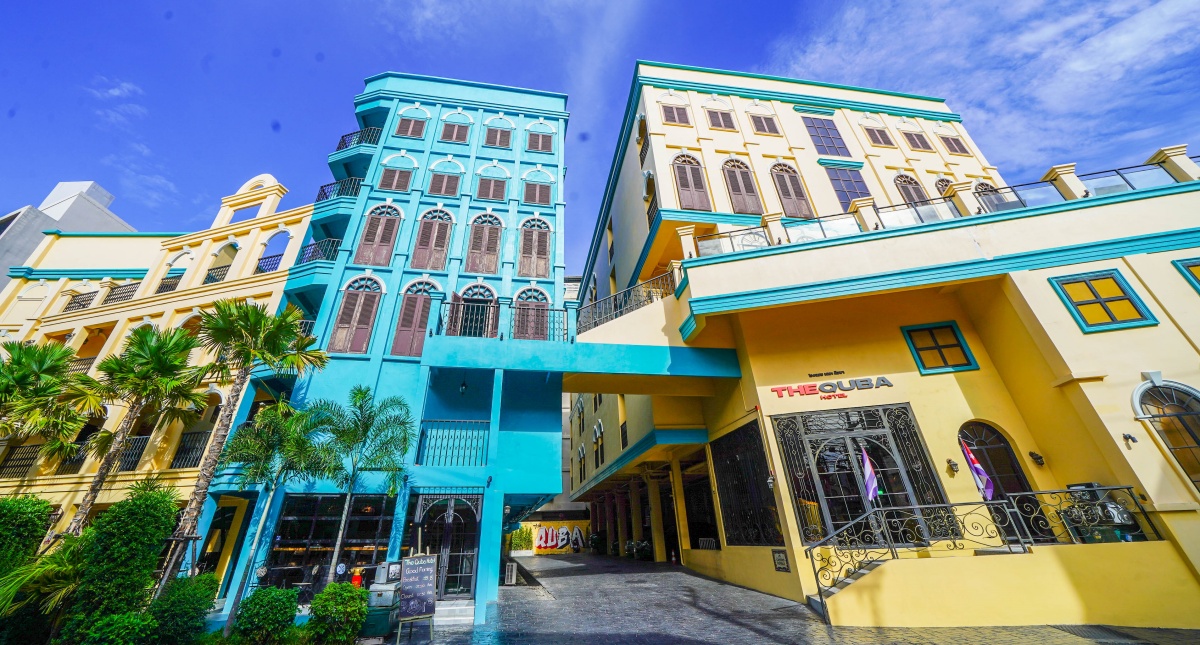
[55,441,90,475]
[203,265,231,285]
[0,445,40,479]
[1005,485,1160,545]
[638,135,650,165]
[63,292,97,313]
[646,194,659,229]
[316,177,363,202]
[298,320,315,336]
[117,436,150,472]
[695,226,774,257]
[296,238,341,264]
[437,302,500,338]
[578,272,676,334]
[334,127,382,151]
[876,197,962,229]
[101,282,141,305]
[510,306,568,341]
[416,420,489,467]
[155,276,182,294]
[785,212,863,243]
[170,431,211,469]
[1078,163,1176,197]
[254,254,283,274]
[976,181,1065,213]
[67,356,95,375]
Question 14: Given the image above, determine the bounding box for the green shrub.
[234,586,298,645]
[149,573,220,645]
[305,582,367,645]
[79,611,159,645]
[0,495,52,576]
[509,526,533,551]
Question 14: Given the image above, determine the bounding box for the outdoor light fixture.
[459,377,468,395]
[946,458,960,473]
[1122,433,1139,444]
[766,475,775,490]
[504,505,511,516]
[1028,451,1045,466]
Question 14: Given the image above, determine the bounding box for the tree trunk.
[222,483,277,638]
[324,479,356,585]
[57,397,145,539]
[155,367,252,597]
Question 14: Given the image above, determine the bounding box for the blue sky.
[2,1,1198,272]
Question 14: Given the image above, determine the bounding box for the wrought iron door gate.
[412,494,481,600]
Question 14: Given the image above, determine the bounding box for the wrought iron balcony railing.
[577,272,676,334]
[170,431,211,469]
[436,302,500,339]
[646,194,659,229]
[155,276,182,294]
[63,291,97,313]
[976,181,1065,213]
[334,127,382,151]
[1005,485,1160,545]
[876,196,963,229]
[316,177,363,202]
[416,420,489,467]
[695,226,774,257]
[117,436,150,472]
[296,238,341,264]
[1078,163,1176,197]
[510,306,568,342]
[67,356,95,375]
[203,265,231,285]
[254,253,283,274]
[785,212,863,244]
[55,441,90,476]
[0,444,40,479]
[638,134,650,165]
[298,320,315,336]
[101,282,141,305]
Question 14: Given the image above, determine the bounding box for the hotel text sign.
[771,376,893,400]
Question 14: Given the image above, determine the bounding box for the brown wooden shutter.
[348,291,380,353]
[485,127,499,147]
[329,291,361,352]
[773,172,813,218]
[533,229,551,278]
[750,115,764,132]
[763,116,779,134]
[428,221,451,270]
[371,216,399,265]
[686,165,711,211]
[674,164,694,210]
[738,169,762,214]
[429,173,445,195]
[411,220,435,269]
[897,181,929,204]
[390,293,430,356]
[513,302,548,340]
[483,225,501,273]
[441,122,455,141]
[517,229,535,276]
[465,224,486,273]
[490,178,506,200]
[498,129,512,148]
[380,168,412,191]
[444,174,460,196]
[397,118,426,138]
[354,216,382,264]
[706,110,721,128]
[446,293,463,335]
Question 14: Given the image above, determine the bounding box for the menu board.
[397,554,437,621]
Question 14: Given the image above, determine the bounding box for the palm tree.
[306,385,415,585]
[0,528,90,634]
[217,402,339,637]
[157,300,327,594]
[0,341,103,468]
[61,326,208,537]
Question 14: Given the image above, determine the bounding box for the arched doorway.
[1138,382,1200,492]
[958,421,1046,542]
[409,495,481,600]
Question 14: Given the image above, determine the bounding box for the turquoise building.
[196,72,570,625]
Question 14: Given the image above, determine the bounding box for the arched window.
[672,155,711,212]
[974,181,998,195]
[935,178,953,196]
[204,244,238,285]
[354,204,402,267]
[518,218,552,278]
[254,232,290,274]
[448,284,498,338]
[1139,383,1200,492]
[465,214,502,275]
[513,287,550,340]
[411,210,453,271]
[770,164,813,218]
[959,421,1049,543]
[391,280,439,357]
[722,159,763,215]
[895,175,929,204]
[329,277,382,354]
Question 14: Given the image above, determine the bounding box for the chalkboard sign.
[397,554,437,622]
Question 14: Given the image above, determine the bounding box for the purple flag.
[961,440,995,501]
[861,448,879,503]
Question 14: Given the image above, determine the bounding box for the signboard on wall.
[530,520,590,554]
[397,554,437,621]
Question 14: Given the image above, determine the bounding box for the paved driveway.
[397,553,1196,645]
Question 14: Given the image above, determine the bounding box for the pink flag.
[861,448,879,503]
[960,440,995,501]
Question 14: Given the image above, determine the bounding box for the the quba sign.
[770,376,894,401]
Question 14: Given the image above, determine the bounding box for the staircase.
[433,599,474,627]
[805,561,884,620]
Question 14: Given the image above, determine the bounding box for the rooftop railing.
[695,226,774,257]
[254,254,284,274]
[316,177,363,202]
[63,291,97,313]
[334,127,382,151]
[101,282,141,305]
[155,276,182,294]
[976,181,1066,213]
[785,212,863,244]
[876,196,962,229]
[1078,163,1176,196]
[578,272,675,334]
[416,420,489,467]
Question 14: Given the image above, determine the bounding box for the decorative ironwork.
[683,477,720,549]
[515,288,547,303]
[155,276,182,294]
[0,445,40,479]
[1137,384,1200,492]
[521,217,550,230]
[646,193,659,229]
[472,213,502,227]
[461,284,494,300]
[118,436,150,472]
[510,306,566,341]
[202,265,231,285]
[695,226,772,257]
[639,131,650,165]
[422,209,453,222]
[334,127,382,151]
[67,356,95,375]
[297,238,341,264]
[316,177,363,202]
[405,281,438,295]
[368,203,402,218]
[577,271,675,334]
[414,491,483,523]
[1008,485,1161,544]
[416,420,489,467]
[63,291,97,312]
[935,178,952,195]
[254,254,283,274]
[346,276,382,292]
[709,421,784,547]
[101,282,141,305]
[170,431,211,469]
[298,320,315,336]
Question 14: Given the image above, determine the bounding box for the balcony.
[254,253,283,274]
[334,127,382,151]
[101,282,141,305]
[976,181,1065,213]
[578,272,675,334]
[316,177,363,202]
[415,420,489,467]
[437,302,499,339]
[203,265,231,285]
[296,238,341,265]
[0,444,39,479]
[117,436,150,472]
[876,197,962,229]
[510,306,568,341]
[298,319,315,336]
[67,356,95,375]
[785,212,863,243]
[169,431,210,469]
[696,226,773,257]
[63,291,97,313]
[1078,163,1176,196]
[55,441,90,475]
[639,135,650,166]
[646,194,659,229]
[155,276,182,294]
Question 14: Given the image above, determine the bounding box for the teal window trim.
[1173,258,1200,294]
[817,158,864,169]
[900,321,979,375]
[1048,270,1158,333]
[792,105,837,116]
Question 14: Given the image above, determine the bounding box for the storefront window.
[266,494,396,594]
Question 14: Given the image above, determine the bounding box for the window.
[440,122,469,143]
[771,164,813,218]
[378,168,412,192]
[518,218,551,278]
[902,131,934,151]
[477,177,506,201]
[661,104,690,125]
[705,109,736,130]
[527,132,553,152]
[1050,271,1157,332]
[465,214,502,274]
[395,117,426,138]
[672,155,711,211]
[353,204,401,266]
[329,277,382,354]
[709,421,784,546]
[722,160,763,215]
[825,167,871,211]
[1139,383,1200,492]
[411,210,453,271]
[940,135,970,155]
[264,494,395,590]
[935,178,953,196]
[447,285,498,338]
[864,126,894,146]
[524,182,551,205]
[803,116,850,156]
[484,126,512,148]
[901,321,978,374]
[894,174,929,204]
[513,288,550,340]
[1173,259,1200,293]
[750,114,780,135]
[428,173,460,197]
[391,281,436,357]
[593,430,603,469]
[0,444,39,479]
[620,421,628,449]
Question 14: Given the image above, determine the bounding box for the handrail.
[316,177,363,202]
[155,276,182,294]
[334,127,382,151]
[577,272,676,334]
[101,282,141,305]
[296,238,342,264]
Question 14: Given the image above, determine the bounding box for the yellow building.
[0,175,315,591]
[569,61,1200,628]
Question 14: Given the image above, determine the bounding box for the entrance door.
[959,422,1048,542]
[418,498,478,600]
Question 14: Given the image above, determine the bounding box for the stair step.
[434,607,474,617]
[805,595,826,619]
[432,615,474,626]
[433,601,474,626]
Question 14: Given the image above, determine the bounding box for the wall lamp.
[459,377,468,395]
[1028,451,1045,466]
[1122,433,1139,444]
[766,475,775,490]
[946,458,960,473]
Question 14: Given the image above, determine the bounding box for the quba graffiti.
[531,521,589,554]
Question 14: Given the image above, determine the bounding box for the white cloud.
[86,76,143,100]
[94,103,148,126]
[101,144,179,210]
[765,0,1200,179]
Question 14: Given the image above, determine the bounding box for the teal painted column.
[496,296,513,340]
[565,299,578,341]
[474,368,505,623]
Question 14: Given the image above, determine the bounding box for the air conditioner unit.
[504,562,518,585]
